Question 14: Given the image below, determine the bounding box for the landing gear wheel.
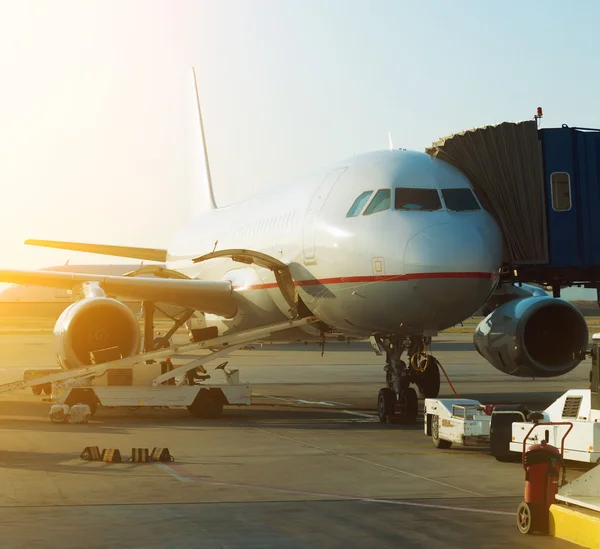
[32,386,42,395]
[390,387,419,425]
[42,384,52,395]
[417,358,441,399]
[188,389,224,419]
[377,388,394,423]
[431,414,452,449]
[517,501,536,534]
[404,387,418,424]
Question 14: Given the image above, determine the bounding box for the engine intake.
[54,298,141,370]
[473,296,588,378]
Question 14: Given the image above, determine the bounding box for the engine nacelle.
[473,296,588,378]
[54,297,141,370]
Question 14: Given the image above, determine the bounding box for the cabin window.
[394,188,442,211]
[551,172,571,211]
[363,189,392,215]
[346,191,373,217]
[441,188,480,211]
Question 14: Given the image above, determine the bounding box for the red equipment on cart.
[516,422,573,534]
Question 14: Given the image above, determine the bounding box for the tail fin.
[192,67,218,210]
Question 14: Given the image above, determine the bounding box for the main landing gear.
[374,335,442,424]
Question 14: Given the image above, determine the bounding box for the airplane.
[0,69,589,424]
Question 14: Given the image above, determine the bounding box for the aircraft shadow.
[0,417,130,434]
[256,341,476,352]
[289,262,337,300]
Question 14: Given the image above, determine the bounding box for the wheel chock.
[80,446,102,461]
[101,448,122,463]
[80,447,172,463]
[151,447,174,462]
[131,448,150,463]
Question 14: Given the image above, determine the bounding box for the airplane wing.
[25,239,167,262]
[0,269,236,317]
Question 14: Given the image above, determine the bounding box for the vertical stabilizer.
[388,132,394,151]
[192,67,218,210]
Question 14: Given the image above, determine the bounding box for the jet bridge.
[427,120,600,296]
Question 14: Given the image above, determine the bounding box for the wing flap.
[0,269,236,317]
[25,239,167,262]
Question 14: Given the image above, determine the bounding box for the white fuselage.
[166,150,504,339]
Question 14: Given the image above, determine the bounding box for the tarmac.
[0,330,588,548]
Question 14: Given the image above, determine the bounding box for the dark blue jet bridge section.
[541,126,600,270]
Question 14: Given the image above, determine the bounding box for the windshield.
[394,188,442,211]
[363,189,392,215]
[346,191,373,217]
[441,188,480,211]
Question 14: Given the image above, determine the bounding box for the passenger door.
[302,168,346,265]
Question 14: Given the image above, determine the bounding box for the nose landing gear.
[374,335,441,424]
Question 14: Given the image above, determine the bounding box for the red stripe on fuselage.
[232,272,495,291]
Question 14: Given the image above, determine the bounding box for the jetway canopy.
[426,120,548,264]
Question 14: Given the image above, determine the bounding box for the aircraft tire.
[417,358,441,399]
[405,387,418,424]
[377,388,394,423]
[390,387,419,425]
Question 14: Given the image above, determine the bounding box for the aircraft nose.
[404,221,499,276]
[401,220,501,328]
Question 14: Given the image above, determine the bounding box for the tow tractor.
[424,333,600,464]
[423,398,494,449]
[509,388,600,463]
[0,315,319,421]
[509,332,600,464]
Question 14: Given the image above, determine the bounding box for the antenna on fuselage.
[192,67,218,210]
[388,132,394,150]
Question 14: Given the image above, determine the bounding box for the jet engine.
[54,297,141,370]
[473,296,588,378]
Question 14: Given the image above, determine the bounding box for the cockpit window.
[441,188,480,211]
[394,188,442,211]
[363,189,391,215]
[346,191,373,217]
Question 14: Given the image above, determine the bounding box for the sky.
[0,0,598,299]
